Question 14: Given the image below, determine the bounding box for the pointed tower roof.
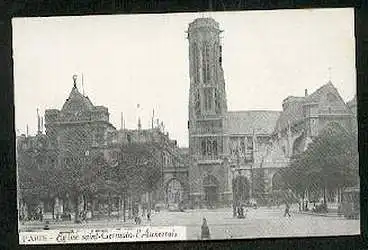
[61,75,94,114]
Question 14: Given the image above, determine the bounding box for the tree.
[52,126,110,222]
[282,123,358,204]
[17,146,60,219]
[116,142,162,219]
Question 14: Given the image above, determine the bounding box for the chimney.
[305,89,308,97]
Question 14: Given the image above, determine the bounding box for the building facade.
[187,17,357,208]
[17,76,188,220]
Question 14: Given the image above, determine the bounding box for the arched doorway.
[270,171,285,206]
[272,171,284,191]
[166,179,184,206]
[233,175,250,205]
[292,134,304,155]
[203,175,219,208]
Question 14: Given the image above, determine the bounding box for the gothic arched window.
[201,139,206,156]
[213,42,219,80]
[213,139,218,156]
[194,90,201,116]
[214,89,221,114]
[202,42,211,84]
[204,88,213,112]
[192,42,199,84]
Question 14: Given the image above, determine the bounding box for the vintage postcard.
[13,8,359,244]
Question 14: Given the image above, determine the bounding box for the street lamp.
[223,156,237,218]
[230,165,236,217]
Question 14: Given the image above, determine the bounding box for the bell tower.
[187,17,228,208]
[188,18,227,118]
[188,18,227,156]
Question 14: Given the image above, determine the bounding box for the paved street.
[19,206,359,240]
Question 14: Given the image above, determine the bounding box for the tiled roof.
[224,110,281,135]
[61,86,95,113]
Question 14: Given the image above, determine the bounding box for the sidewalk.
[297,210,341,217]
[19,217,143,232]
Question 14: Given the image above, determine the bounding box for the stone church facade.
[186,17,357,208]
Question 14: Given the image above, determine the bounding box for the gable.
[275,82,353,133]
[306,82,352,114]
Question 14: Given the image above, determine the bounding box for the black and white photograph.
[13,8,359,244]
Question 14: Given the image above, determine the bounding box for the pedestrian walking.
[147,211,151,221]
[284,202,291,217]
[201,218,211,240]
[134,216,141,225]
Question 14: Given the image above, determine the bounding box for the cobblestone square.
[19,207,360,240]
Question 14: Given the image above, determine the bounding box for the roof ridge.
[227,110,281,113]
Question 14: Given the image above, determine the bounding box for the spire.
[152,109,155,129]
[137,103,141,130]
[328,67,332,83]
[81,73,85,96]
[138,117,142,130]
[73,74,77,88]
[37,108,41,134]
[26,124,29,137]
[41,116,44,134]
[120,112,124,129]
[161,121,165,133]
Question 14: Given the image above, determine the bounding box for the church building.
[17,75,189,220]
[186,17,357,208]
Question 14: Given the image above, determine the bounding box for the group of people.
[236,206,247,218]
[284,202,291,217]
[134,211,151,225]
[201,218,211,240]
[200,202,291,240]
[20,207,43,222]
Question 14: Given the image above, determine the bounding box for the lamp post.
[230,165,236,217]
[224,156,236,218]
[250,128,259,201]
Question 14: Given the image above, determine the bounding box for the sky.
[13,8,356,148]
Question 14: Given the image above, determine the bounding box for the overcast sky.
[13,8,355,148]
